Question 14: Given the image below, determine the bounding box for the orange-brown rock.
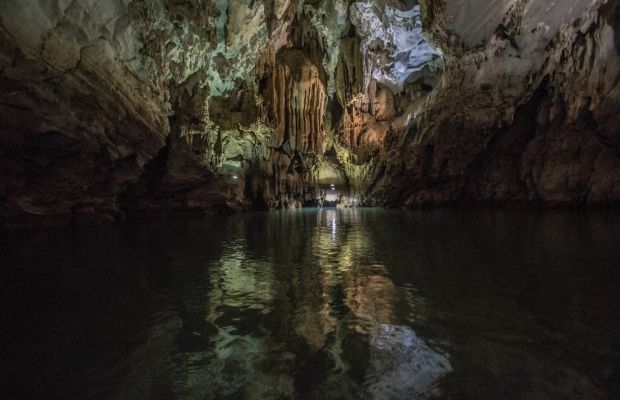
[340,79,398,154]
[335,36,364,106]
[261,49,328,155]
[369,81,396,121]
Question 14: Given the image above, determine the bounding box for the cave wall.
[0,0,320,226]
[0,0,170,226]
[374,0,620,207]
[1,0,437,227]
[1,0,618,227]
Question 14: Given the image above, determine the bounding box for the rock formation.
[0,0,618,227]
[374,0,620,207]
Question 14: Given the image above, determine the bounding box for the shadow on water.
[1,209,620,399]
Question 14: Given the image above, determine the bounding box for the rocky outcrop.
[374,0,620,208]
[0,0,169,227]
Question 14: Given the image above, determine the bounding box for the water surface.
[2,209,620,399]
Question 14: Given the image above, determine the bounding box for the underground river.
[2,209,620,399]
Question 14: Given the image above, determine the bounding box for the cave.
[1,1,620,399]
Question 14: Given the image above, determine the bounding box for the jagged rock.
[375,0,620,208]
[335,36,364,106]
[261,49,327,154]
[370,81,396,121]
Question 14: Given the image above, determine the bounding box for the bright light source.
[331,187,336,191]
[232,175,239,180]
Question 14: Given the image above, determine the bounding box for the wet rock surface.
[1,0,619,227]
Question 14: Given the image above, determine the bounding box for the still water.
[2,209,620,399]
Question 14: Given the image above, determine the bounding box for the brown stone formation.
[341,80,395,151]
[335,36,364,106]
[0,0,619,228]
[262,49,327,156]
[253,26,334,208]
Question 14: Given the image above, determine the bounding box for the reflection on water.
[190,209,452,399]
[2,209,620,399]
[367,324,451,399]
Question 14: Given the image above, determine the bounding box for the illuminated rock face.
[262,49,327,158]
[373,0,620,207]
[350,2,443,92]
[0,0,618,226]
